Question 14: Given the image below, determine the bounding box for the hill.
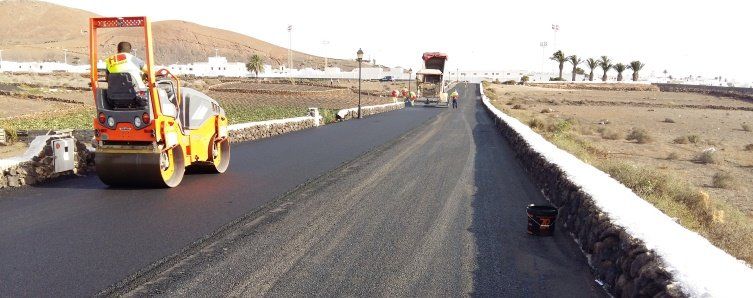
[0,0,360,70]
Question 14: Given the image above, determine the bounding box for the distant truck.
[417,52,448,106]
[379,76,395,82]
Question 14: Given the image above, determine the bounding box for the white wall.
[0,61,88,73]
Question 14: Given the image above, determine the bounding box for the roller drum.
[95,146,185,188]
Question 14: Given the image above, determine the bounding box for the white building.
[165,56,248,77]
[447,69,540,83]
[0,61,88,73]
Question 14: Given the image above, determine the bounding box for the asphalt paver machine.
[417,52,449,107]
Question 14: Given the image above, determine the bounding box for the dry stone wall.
[0,136,94,189]
[336,102,405,121]
[528,82,659,92]
[654,83,753,102]
[479,88,683,297]
[229,118,317,142]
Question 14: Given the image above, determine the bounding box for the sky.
[45,0,753,82]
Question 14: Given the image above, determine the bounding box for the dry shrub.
[696,149,721,164]
[527,118,546,131]
[579,125,594,135]
[626,127,653,144]
[745,144,753,151]
[663,118,676,123]
[599,128,622,140]
[673,136,689,144]
[667,152,679,160]
[687,135,700,143]
[545,118,577,134]
[204,78,222,86]
[512,104,524,110]
[712,172,736,189]
[540,108,554,113]
[742,123,752,132]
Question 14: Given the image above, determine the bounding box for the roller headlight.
[107,117,115,127]
[134,116,143,127]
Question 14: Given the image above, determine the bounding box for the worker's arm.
[132,56,147,72]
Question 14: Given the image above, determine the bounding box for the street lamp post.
[321,40,329,70]
[407,68,412,95]
[356,48,363,119]
[539,41,548,81]
[551,24,560,50]
[287,25,293,76]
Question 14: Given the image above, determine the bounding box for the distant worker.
[451,90,459,109]
[105,41,148,89]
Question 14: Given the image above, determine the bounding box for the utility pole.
[63,49,68,64]
[539,41,548,81]
[287,25,293,75]
[214,48,219,57]
[0,50,4,69]
[321,40,329,70]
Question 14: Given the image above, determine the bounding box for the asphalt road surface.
[0,105,441,296]
[119,84,605,297]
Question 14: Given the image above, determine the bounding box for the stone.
[630,252,653,278]
[23,175,37,185]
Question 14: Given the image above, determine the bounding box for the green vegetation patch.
[225,105,309,124]
[0,108,95,131]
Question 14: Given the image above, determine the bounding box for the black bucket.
[526,204,558,236]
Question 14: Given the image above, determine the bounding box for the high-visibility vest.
[451,91,459,99]
[106,53,146,89]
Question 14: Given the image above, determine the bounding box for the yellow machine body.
[89,16,230,187]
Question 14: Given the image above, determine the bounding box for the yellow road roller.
[89,17,230,187]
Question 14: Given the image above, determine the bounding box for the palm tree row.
[550,51,645,82]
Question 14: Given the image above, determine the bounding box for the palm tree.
[246,54,264,78]
[567,55,583,81]
[550,50,567,80]
[575,67,586,81]
[628,60,645,81]
[586,58,598,81]
[598,56,612,82]
[614,63,628,81]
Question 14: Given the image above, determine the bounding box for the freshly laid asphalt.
[0,104,441,296]
[120,84,605,297]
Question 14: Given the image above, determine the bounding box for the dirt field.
[0,142,28,159]
[0,95,80,118]
[0,74,399,136]
[488,84,753,215]
[208,91,394,110]
[208,81,398,110]
[334,80,412,93]
[487,83,753,263]
[0,73,89,89]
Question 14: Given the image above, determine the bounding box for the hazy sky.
[46,0,753,82]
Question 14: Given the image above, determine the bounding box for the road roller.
[89,16,230,187]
